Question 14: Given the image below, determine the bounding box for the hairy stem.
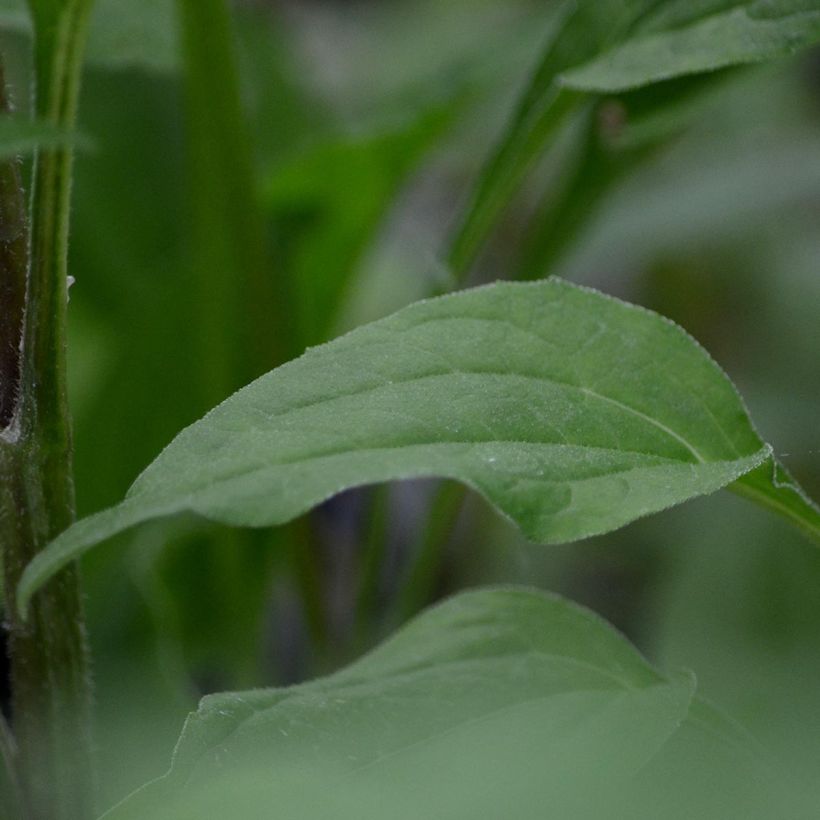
[1,3,95,819]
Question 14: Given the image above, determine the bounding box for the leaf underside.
[19,279,818,615]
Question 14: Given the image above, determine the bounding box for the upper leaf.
[20,279,819,614]
[563,1,820,92]
[102,588,782,819]
[450,0,820,275]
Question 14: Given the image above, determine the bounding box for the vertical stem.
[22,0,94,434]
[1,2,95,819]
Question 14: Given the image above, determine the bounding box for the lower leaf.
[102,588,785,820]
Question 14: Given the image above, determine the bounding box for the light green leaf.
[103,588,781,820]
[20,279,819,614]
[563,1,820,92]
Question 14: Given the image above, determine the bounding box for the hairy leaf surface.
[20,280,819,613]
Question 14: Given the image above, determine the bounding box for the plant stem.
[0,3,95,819]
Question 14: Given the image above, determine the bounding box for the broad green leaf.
[563,1,820,92]
[103,589,780,820]
[20,279,820,614]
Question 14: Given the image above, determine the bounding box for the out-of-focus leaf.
[451,0,820,277]
[563,1,820,92]
[448,0,657,277]
[23,279,820,612]
[103,588,783,820]
[517,71,735,280]
[265,106,453,350]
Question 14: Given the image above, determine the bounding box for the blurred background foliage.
[1,0,819,810]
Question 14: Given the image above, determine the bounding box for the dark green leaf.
[21,279,819,614]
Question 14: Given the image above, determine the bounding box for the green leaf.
[103,588,781,820]
[563,1,820,92]
[20,279,819,614]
